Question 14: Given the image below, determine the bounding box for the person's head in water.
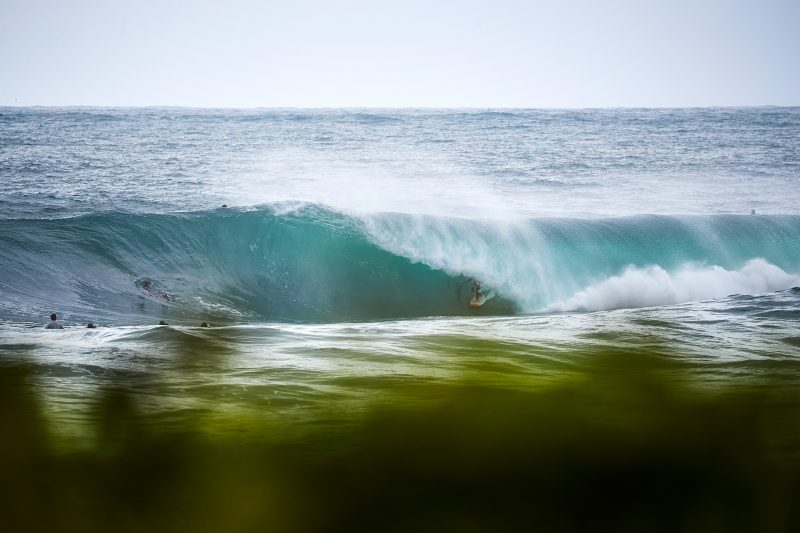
[158,320,167,325]
[200,322,209,327]
[87,322,96,329]
[45,313,64,329]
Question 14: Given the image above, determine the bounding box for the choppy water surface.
[2,289,798,446]
[2,107,799,219]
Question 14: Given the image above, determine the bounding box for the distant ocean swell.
[1,205,798,324]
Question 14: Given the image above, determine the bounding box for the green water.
[3,307,800,532]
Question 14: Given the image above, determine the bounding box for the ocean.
[2,107,800,530]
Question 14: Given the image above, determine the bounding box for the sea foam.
[544,258,800,312]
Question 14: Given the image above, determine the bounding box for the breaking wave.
[1,205,798,323]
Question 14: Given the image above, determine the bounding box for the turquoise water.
[1,206,799,323]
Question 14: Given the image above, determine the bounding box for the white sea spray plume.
[545,258,800,312]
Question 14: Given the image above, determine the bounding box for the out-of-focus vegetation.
[2,350,800,533]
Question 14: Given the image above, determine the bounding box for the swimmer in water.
[45,313,64,329]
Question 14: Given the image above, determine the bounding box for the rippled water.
[2,288,797,447]
[2,107,799,219]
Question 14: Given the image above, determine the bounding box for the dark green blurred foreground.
[3,350,800,533]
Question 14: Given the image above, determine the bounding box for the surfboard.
[469,286,496,307]
[469,294,487,307]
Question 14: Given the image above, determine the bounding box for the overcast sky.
[1,0,798,107]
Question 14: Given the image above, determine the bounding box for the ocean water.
[2,108,800,528]
[2,106,800,416]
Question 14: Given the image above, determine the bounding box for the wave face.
[0,206,513,324]
[365,212,800,312]
[1,206,799,324]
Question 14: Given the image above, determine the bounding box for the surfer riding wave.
[471,281,483,301]
[460,278,491,308]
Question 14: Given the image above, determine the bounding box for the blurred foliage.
[1,349,799,533]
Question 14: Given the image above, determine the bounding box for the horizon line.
[2,104,798,111]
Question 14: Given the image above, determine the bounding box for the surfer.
[459,277,490,308]
[45,313,63,329]
[471,281,483,300]
[142,279,171,302]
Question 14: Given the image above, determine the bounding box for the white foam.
[544,258,800,312]
[218,145,521,219]
[362,214,551,306]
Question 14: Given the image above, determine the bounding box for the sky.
[1,0,798,108]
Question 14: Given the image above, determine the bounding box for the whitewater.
[1,107,799,443]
